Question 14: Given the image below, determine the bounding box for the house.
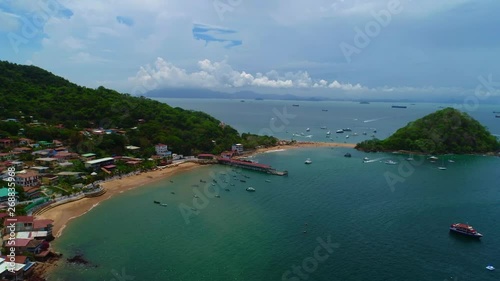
[3,216,53,236]
[23,186,42,199]
[53,151,78,162]
[35,157,58,168]
[0,139,15,148]
[155,144,171,157]
[12,147,32,154]
[41,174,58,186]
[197,154,215,160]
[231,144,244,155]
[85,157,115,170]
[220,151,236,159]
[29,166,49,173]
[52,140,63,147]
[0,256,34,281]
[31,149,56,157]
[18,138,34,146]
[81,153,96,161]
[14,171,40,187]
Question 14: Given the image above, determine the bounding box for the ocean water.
[49,100,500,281]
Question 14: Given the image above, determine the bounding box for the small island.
[355,107,500,154]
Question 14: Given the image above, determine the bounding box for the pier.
[217,158,288,176]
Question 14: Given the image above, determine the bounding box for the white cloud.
[129,57,366,90]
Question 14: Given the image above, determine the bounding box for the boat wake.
[363,117,389,123]
[363,157,386,163]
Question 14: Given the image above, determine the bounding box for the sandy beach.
[37,161,202,238]
[247,141,356,156]
[37,141,356,238]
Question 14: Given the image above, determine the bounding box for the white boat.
[407,154,414,161]
[345,135,349,139]
[448,159,455,163]
[336,129,344,133]
[246,187,256,192]
[486,265,495,271]
[438,166,447,170]
[384,160,398,165]
[160,203,168,206]
[353,133,358,136]
[428,156,439,160]
[306,128,310,132]
[304,158,312,164]
[363,157,369,161]
[326,131,331,135]
[320,126,327,129]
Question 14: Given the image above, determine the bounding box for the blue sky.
[1,0,500,100]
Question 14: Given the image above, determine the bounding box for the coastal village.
[0,125,300,280]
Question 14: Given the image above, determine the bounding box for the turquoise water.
[49,100,500,281]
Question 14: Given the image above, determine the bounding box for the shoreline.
[38,141,356,239]
[35,141,356,278]
[37,161,202,238]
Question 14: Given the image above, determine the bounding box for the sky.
[1,0,500,100]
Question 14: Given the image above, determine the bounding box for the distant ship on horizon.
[392,105,407,108]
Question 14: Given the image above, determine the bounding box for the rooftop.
[85,157,115,165]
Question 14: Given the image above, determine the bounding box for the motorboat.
[160,203,168,207]
[384,160,398,165]
[246,187,256,192]
[344,153,351,158]
[343,128,352,131]
[363,157,369,161]
[304,158,312,164]
[153,201,160,204]
[306,128,310,132]
[438,166,447,170]
[486,265,495,271]
[449,223,483,238]
[326,131,331,135]
[448,159,455,163]
[428,156,439,160]
[336,129,344,133]
[345,135,349,139]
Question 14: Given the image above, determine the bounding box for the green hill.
[355,108,500,154]
[0,61,277,156]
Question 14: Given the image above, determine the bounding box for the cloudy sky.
[1,0,500,100]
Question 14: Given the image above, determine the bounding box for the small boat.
[486,265,495,271]
[225,188,230,191]
[265,180,271,183]
[352,133,358,136]
[193,195,199,198]
[292,104,299,107]
[449,223,482,238]
[215,195,220,198]
[438,166,447,170]
[240,179,246,182]
[428,156,438,160]
[363,157,369,161]
[320,126,327,129]
[153,201,160,204]
[344,153,351,158]
[246,187,256,192]
[343,128,352,131]
[326,131,331,135]
[160,203,168,206]
[322,109,328,112]
[362,132,367,135]
[448,159,455,163]
[384,160,398,165]
[345,135,349,139]
[392,105,407,108]
[306,128,310,132]
[230,184,235,186]
[304,158,312,164]
[200,179,206,183]
[336,129,344,133]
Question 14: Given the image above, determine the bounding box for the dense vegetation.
[0,61,277,156]
[356,108,500,154]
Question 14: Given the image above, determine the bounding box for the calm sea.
[49,100,500,281]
